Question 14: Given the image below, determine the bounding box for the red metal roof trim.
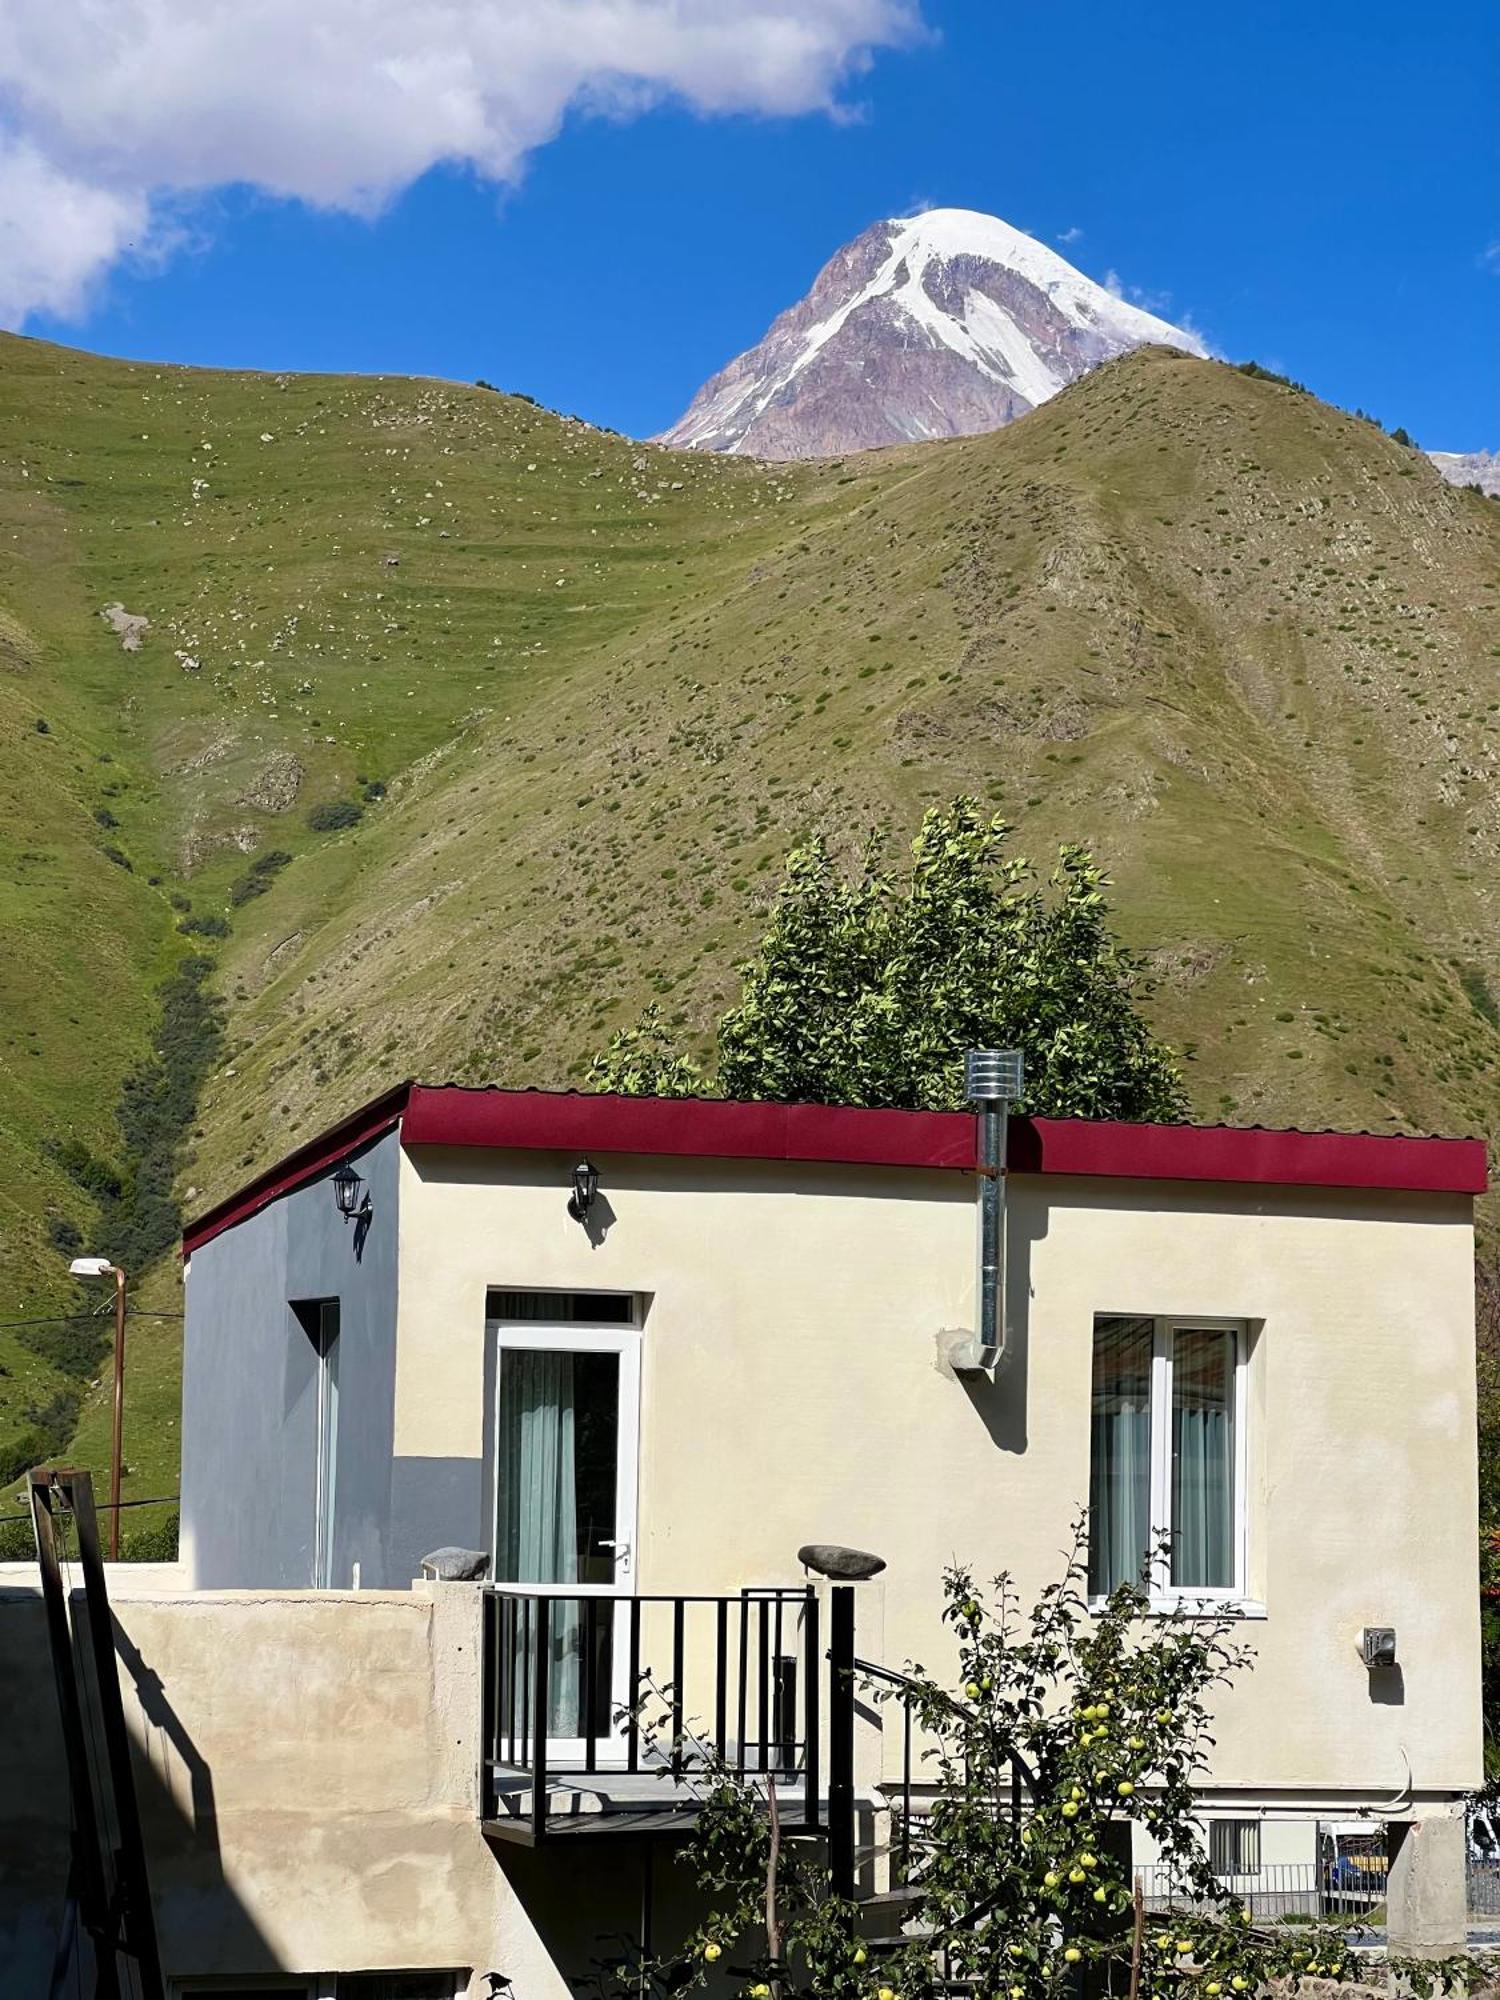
[401,1084,977,1170]
[182,1083,1487,1255]
[403,1086,1486,1194]
[1010,1117,1487,1195]
[181,1082,411,1255]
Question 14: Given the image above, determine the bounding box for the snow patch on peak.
[659,207,1207,460]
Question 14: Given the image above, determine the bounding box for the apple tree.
[595,1524,1478,2000]
[589,797,1185,1122]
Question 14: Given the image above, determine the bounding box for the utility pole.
[69,1257,129,1560]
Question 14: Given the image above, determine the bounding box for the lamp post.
[69,1256,127,1560]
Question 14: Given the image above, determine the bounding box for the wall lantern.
[331,1160,370,1225]
[1361,1626,1397,1670]
[567,1159,600,1222]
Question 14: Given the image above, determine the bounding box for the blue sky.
[12,0,1499,450]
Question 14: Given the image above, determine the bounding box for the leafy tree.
[592,800,1185,1120]
[598,1528,1478,2000]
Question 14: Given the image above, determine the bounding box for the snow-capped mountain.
[1429,449,1500,497]
[658,208,1207,460]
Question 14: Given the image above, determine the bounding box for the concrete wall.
[395,1145,1483,1807]
[181,1127,401,1588]
[0,1580,712,1999]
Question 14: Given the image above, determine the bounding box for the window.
[1210,1819,1262,1877]
[292,1298,341,1588]
[1088,1316,1246,1602]
[488,1288,636,1324]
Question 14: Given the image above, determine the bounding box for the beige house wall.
[0,1579,681,1999]
[397,1145,1482,1806]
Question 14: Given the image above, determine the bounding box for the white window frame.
[1091,1314,1252,1614]
[490,1309,643,1765]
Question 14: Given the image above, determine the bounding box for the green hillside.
[1,331,1498,1523]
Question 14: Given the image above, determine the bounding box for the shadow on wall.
[954,1179,1045,1457]
[495,1836,698,1997]
[0,1588,269,1997]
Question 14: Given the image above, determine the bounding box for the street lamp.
[69,1255,127,1561]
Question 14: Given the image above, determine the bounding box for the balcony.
[479,1585,854,1860]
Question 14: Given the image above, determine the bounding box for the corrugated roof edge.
[181,1081,411,1255]
[182,1081,1488,1256]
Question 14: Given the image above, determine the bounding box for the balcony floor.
[482,1765,834,1844]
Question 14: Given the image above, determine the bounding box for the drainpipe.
[952,1049,1025,1375]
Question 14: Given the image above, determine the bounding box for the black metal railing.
[482,1585,822,1841]
[850,1649,1033,1895]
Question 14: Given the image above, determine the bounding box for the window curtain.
[1171,1329,1234,1589]
[1088,1317,1154,1596]
[497,1350,582,1736]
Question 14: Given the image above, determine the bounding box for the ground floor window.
[1210,1818,1262,1876]
[1088,1315,1247,1602]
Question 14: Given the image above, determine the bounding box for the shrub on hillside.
[306,799,363,832]
[229,849,293,904]
[122,1509,179,1562]
[0,1514,35,1561]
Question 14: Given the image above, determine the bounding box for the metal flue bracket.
[950,1048,1025,1375]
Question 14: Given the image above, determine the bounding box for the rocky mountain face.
[1430,450,1500,497]
[658,207,1205,459]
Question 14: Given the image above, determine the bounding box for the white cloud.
[1056,224,1082,245]
[0,138,147,321]
[1481,241,1500,274]
[0,0,923,324]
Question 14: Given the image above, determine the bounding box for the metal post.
[531,1596,550,1844]
[109,1265,127,1561]
[802,1589,820,1828]
[28,1475,120,2000]
[69,1472,165,1999]
[829,1586,855,1900]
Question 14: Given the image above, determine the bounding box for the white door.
[492,1318,640,1765]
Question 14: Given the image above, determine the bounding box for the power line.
[1,1492,179,1520]
[0,1310,183,1331]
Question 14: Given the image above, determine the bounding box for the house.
[0,1079,1486,1996]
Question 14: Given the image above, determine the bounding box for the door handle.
[598,1538,632,1572]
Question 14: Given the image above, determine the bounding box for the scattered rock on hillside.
[100,602,150,651]
[238,752,304,813]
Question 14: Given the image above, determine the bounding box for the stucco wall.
[395,1145,1482,1805]
[181,1126,401,1588]
[0,1580,708,1998]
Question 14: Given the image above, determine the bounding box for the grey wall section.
[181,1127,402,1588]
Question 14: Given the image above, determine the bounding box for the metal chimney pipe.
[958,1049,1025,1373]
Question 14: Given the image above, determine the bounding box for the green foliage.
[229,848,293,905]
[0,1388,80,1484]
[594,800,1185,1120]
[587,1005,707,1098]
[604,1531,1481,2000]
[177,912,230,938]
[93,956,225,1272]
[0,1512,34,1560]
[307,798,363,832]
[1234,361,1308,394]
[121,1507,179,1562]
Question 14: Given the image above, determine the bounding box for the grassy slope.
[1,334,1497,1518]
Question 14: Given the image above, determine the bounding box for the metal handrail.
[480,1584,820,1838]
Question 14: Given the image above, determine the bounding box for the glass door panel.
[492,1321,638,1764]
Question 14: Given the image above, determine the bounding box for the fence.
[1469,1858,1500,1917]
[1135,1860,1388,1924]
